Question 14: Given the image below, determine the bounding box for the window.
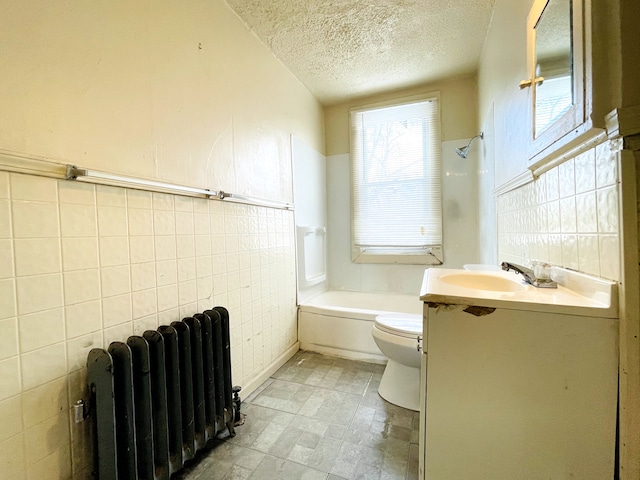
[350,95,443,265]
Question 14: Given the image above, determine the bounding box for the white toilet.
[371,313,423,411]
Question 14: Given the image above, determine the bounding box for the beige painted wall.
[0,0,324,200]
[477,0,531,189]
[593,0,640,110]
[324,75,478,156]
[620,0,640,107]
[0,1,324,478]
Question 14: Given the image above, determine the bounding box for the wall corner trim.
[606,105,640,139]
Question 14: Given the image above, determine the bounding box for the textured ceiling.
[226,0,496,105]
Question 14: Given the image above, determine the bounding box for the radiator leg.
[225,408,236,437]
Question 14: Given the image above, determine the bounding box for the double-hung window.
[350,94,443,264]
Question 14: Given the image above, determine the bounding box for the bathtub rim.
[298,289,423,321]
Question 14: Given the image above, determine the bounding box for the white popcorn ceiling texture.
[226,0,496,105]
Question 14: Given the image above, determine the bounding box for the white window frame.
[349,93,443,265]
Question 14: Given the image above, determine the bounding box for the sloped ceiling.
[226,0,496,105]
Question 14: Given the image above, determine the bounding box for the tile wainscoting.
[497,139,620,281]
[0,171,298,479]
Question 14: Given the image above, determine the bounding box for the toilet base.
[377,358,421,411]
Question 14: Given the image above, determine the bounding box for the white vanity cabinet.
[418,268,618,480]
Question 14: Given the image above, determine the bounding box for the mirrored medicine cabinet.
[523,0,601,171]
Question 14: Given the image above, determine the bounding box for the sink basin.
[439,272,526,292]
[421,267,617,317]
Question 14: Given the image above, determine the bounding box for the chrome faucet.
[500,262,557,288]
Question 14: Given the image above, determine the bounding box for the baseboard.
[240,341,300,399]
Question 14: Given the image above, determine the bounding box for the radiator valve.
[232,385,242,423]
[74,400,86,423]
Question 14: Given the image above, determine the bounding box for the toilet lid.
[374,313,423,337]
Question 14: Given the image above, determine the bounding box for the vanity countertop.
[419,267,618,318]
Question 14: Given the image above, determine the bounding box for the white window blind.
[535,74,573,136]
[350,96,442,263]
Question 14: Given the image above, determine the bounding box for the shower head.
[455,132,484,158]
[455,145,471,158]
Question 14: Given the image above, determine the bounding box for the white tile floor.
[176,350,420,480]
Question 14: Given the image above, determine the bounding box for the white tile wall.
[0,172,297,479]
[0,317,18,360]
[0,395,23,441]
[497,140,621,281]
[0,433,26,479]
[0,278,17,319]
[0,199,11,237]
[19,309,65,353]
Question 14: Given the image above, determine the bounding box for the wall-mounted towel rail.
[66,165,218,199]
[218,191,294,210]
[0,149,294,211]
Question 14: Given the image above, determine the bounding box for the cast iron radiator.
[87,306,241,480]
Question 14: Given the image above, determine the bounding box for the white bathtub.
[298,290,423,362]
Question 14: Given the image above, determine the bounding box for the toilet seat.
[374,313,422,338]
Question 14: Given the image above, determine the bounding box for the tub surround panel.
[0,172,299,478]
[292,136,328,303]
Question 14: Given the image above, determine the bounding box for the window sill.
[352,246,443,265]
